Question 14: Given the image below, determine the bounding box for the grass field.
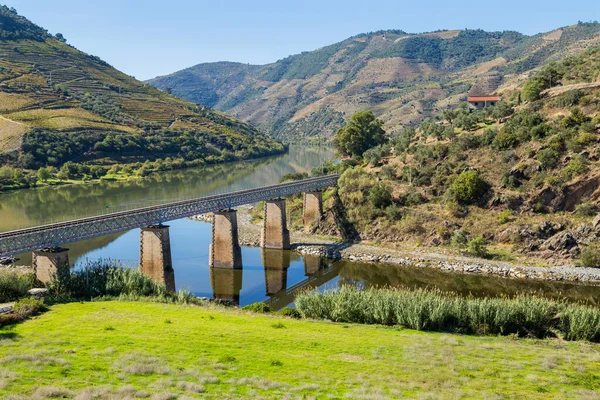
[1,302,599,399]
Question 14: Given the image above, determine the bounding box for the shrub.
[242,302,272,313]
[497,210,512,224]
[451,229,468,248]
[451,170,489,205]
[467,236,489,258]
[563,155,589,180]
[368,183,393,209]
[574,201,597,217]
[295,286,600,342]
[536,148,560,170]
[579,245,600,268]
[0,298,48,328]
[0,271,34,302]
[279,307,301,319]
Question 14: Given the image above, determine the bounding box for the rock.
[541,231,578,251]
[592,214,600,230]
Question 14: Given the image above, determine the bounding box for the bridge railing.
[0,175,339,257]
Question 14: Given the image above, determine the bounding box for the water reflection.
[210,267,243,305]
[0,146,334,231]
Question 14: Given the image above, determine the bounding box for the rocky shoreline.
[192,207,600,284]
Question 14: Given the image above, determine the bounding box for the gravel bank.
[192,207,600,284]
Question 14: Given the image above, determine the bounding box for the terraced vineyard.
[0,6,284,172]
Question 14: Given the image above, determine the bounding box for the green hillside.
[0,5,284,179]
[312,46,600,266]
[148,23,600,141]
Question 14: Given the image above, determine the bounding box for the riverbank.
[1,301,598,398]
[192,206,600,283]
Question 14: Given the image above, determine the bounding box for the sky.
[4,0,600,80]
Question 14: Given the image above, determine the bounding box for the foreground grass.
[0,302,599,399]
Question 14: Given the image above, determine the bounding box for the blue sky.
[5,0,600,80]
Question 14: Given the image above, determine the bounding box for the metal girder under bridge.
[0,175,339,257]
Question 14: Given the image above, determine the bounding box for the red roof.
[467,96,501,102]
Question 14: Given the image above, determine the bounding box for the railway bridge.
[0,175,338,289]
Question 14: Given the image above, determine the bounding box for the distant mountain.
[0,5,284,169]
[148,23,600,140]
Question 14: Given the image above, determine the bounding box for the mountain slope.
[148,23,600,140]
[0,5,284,170]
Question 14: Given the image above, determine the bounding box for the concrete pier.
[32,247,70,284]
[303,190,323,232]
[303,254,325,276]
[262,249,291,295]
[210,267,243,305]
[209,209,242,269]
[261,199,290,250]
[139,225,175,292]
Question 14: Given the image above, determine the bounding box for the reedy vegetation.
[295,286,600,342]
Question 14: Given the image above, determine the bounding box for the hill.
[0,5,284,177]
[305,46,600,266]
[148,23,600,141]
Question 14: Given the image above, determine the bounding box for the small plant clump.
[242,302,272,313]
[579,244,600,268]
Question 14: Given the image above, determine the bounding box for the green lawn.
[0,302,599,399]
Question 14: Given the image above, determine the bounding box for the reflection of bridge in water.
[209,249,339,309]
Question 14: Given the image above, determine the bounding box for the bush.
[536,148,560,170]
[467,236,489,258]
[0,271,34,302]
[279,307,301,318]
[451,170,489,205]
[368,183,393,209]
[451,230,468,248]
[0,298,48,328]
[579,245,600,268]
[295,286,600,342]
[242,302,272,313]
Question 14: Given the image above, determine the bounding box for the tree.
[368,183,393,209]
[491,101,513,123]
[522,78,545,102]
[55,33,67,43]
[333,111,387,157]
[37,167,51,182]
[451,170,489,205]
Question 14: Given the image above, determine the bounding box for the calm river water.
[2,146,599,308]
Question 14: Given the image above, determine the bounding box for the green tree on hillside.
[37,167,51,182]
[333,111,387,157]
[522,78,545,102]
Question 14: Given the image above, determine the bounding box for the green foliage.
[333,111,387,157]
[579,245,600,268]
[242,302,272,313]
[467,236,489,258]
[451,170,489,205]
[536,148,560,170]
[522,78,545,102]
[0,5,50,41]
[0,298,47,328]
[279,307,301,319]
[0,271,34,302]
[45,261,177,301]
[451,230,468,248]
[563,155,589,180]
[368,183,393,209]
[295,286,600,342]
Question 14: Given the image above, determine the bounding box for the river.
[2,146,600,308]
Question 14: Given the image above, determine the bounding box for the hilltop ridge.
[0,5,284,173]
[148,23,600,140]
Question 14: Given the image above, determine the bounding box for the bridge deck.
[0,175,338,257]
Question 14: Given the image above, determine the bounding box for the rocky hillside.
[148,23,600,141]
[306,46,600,266]
[0,5,284,170]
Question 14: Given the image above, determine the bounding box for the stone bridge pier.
[261,199,290,250]
[303,190,323,232]
[262,249,291,295]
[139,225,176,292]
[209,209,242,269]
[33,247,70,284]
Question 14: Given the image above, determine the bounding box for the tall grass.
[295,286,600,342]
[0,271,34,302]
[46,260,194,304]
